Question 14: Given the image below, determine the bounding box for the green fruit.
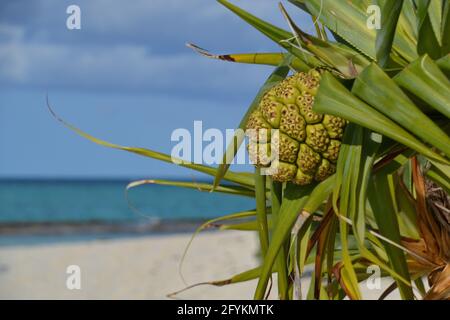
[246,70,346,185]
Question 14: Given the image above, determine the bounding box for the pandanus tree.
[52,0,450,299]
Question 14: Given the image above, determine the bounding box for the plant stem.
[271,180,289,299]
[255,167,270,257]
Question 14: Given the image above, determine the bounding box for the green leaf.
[400,0,419,40]
[213,63,290,188]
[270,179,289,300]
[254,182,316,299]
[217,0,289,41]
[126,179,255,198]
[187,43,310,71]
[225,266,266,284]
[313,72,449,164]
[331,124,382,300]
[47,100,255,189]
[392,2,420,64]
[303,175,334,213]
[289,0,377,60]
[255,167,270,257]
[426,164,450,194]
[292,217,313,299]
[368,174,414,299]
[278,3,370,78]
[442,0,450,54]
[178,209,259,283]
[355,131,383,240]
[418,7,443,59]
[436,54,450,77]
[394,54,450,118]
[334,127,382,247]
[168,265,277,298]
[325,215,339,298]
[427,0,443,46]
[376,0,404,67]
[352,63,450,158]
[375,149,416,175]
[292,0,417,66]
[217,0,322,68]
[218,0,372,77]
[333,129,414,289]
[219,218,273,231]
[339,219,362,300]
[416,0,431,30]
[392,174,420,239]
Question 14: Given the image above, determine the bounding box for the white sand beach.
[0,231,400,299]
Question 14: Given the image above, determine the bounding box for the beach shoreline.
[0,229,402,299]
[0,230,265,299]
[0,219,208,236]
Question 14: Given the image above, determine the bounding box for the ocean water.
[0,180,254,223]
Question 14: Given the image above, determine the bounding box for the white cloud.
[0,0,311,94]
[0,39,269,96]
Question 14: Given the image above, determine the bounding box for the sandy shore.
[0,231,400,299]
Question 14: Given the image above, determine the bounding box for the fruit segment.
[246,70,347,185]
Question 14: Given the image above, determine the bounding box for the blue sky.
[0,0,312,179]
